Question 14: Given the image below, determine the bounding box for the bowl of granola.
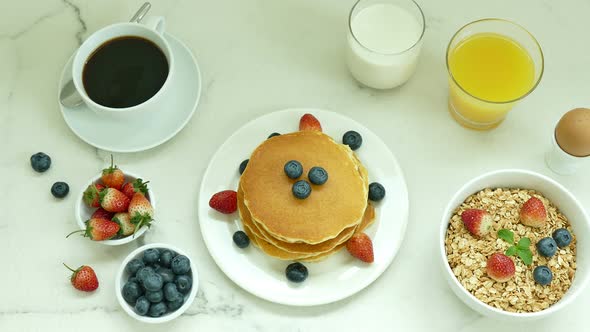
[440,169,590,320]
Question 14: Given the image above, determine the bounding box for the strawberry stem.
[66,229,84,238]
[63,263,76,273]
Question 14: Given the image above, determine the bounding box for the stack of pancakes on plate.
[238,130,375,262]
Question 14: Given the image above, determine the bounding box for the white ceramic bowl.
[439,169,590,321]
[75,171,155,245]
[116,243,199,323]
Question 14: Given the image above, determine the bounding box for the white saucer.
[58,34,201,153]
[198,109,409,306]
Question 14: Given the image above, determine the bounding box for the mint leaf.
[518,249,533,265]
[505,246,518,256]
[517,237,531,249]
[498,229,514,244]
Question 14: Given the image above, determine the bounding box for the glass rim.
[348,0,426,56]
[445,18,545,104]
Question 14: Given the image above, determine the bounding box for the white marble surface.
[1,0,590,331]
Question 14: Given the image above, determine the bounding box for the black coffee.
[83,36,169,108]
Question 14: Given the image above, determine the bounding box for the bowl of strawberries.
[71,156,156,245]
[439,169,590,320]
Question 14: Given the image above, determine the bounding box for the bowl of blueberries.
[116,243,198,323]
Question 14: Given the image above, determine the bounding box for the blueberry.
[175,275,192,294]
[126,259,145,275]
[143,273,164,291]
[239,159,249,175]
[533,266,553,285]
[308,167,328,185]
[342,131,362,150]
[134,296,150,316]
[552,228,572,248]
[233,230,250,248]
[268,132,281,139]
[163,282,183,302]
[292,180,311,199]
[167,297,185,311]
[122,281,143,304]
[536,237,557,257]
[145,290,164,303]
[148,302,167,317]
[284,160,303,179]
[159,250,174,267]
[30,152,51,173]
[127,276,139,284]
[368,182,386,202]
[171,255,191,275]
[285,262,308,283]
[156,267,175,283]
[136,267,155,284]
[50,182,69,198]
[143,248,160,265]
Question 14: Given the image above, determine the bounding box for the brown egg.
[555,108,590,157]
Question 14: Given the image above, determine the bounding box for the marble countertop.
[2,0,589,331]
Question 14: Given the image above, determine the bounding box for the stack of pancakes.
[238,130,375,262]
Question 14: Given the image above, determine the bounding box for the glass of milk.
[346,0,425,89]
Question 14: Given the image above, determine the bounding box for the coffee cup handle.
[141,16,165,35]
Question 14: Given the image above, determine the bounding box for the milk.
[346,2,424,89]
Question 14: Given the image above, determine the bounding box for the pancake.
[240,131,368,244]
[238,185,372,255]
[240,197,376,261]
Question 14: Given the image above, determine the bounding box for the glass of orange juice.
[446,19,544,130]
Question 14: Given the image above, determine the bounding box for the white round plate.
[58,33,201,153]
[198,109,409,306]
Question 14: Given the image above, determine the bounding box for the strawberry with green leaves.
[101,155,125,190]
[63,263,99,292]
[112,212,135,236]
[83,184,105,208]
[121,178,149,198]
[128,192,154,234]
[99,188,130,213]
[67,218,120,241]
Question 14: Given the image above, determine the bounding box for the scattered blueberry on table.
[30,152,51,173]
[51,181,69,198]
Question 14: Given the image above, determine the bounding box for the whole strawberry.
[346,232,374,263]
[67,218,120,241]
[520,197,546,228]
[83,184,105,208]
[91,208,114,220]
[209,190,237,214]
[101,155,125,190]
[486,253,515,282]
[128,193,154,233]
[99,188,130,213]
[63,263,98,292]
[461,209,494,237]
[112,212,135,236]
[121,178,149,198]
[299,113,322,132]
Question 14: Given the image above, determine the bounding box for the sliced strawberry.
[486,253,515,282]
[346,232,374,263]
[299,113,322,132]
[461,209,494,237]
[209,190,237,214]
[520,197,546,228]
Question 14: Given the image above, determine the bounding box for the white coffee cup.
[72,17,174,117]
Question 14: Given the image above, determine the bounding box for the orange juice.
[448,33,536,129]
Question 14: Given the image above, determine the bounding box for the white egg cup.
[545,131,588,175]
